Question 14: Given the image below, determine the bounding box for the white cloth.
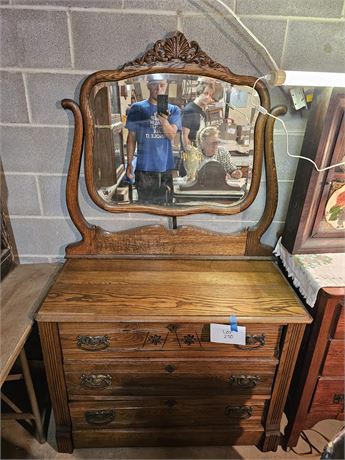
[274,238,345,307]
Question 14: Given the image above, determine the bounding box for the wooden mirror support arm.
[246,105,287,255]
[62,99,97,253]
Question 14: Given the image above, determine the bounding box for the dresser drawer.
[321,340,344,376]
[69,397,266,430]
[64,359,277,398]
[309,378,344,416]
[59,322,281,359]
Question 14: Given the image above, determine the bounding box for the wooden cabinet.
[37,258,311,452]
[284,287,344,447]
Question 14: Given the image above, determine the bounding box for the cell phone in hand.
[157,94,168,115]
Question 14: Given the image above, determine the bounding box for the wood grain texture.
[246,105,287,256]
[36,259,311,324]
[38,322,73,453]
[283,289,344,447]
[1,263,60,385]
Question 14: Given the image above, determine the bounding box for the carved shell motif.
[120,31,230,73]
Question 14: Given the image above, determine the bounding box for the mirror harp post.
[246,105,288,255]
[61,99,97,256]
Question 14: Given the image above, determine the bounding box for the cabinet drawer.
[59,322,281,359]
[64,359,277,398]
[309,378,344,416]
[321,340,344,376]
[69,397,266,430]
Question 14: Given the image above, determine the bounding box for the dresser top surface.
[36,258,312,324]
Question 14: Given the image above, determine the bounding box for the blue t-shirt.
[125,100,181,173]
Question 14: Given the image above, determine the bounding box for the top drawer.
[59,322,282,359]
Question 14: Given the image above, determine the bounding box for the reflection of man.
[197,126,242,179]
[125,74,181,203]
[181,82,214,150]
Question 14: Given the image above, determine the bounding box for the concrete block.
[26,73,87,125]
[0,9,71,68]
[236,0,344,18]
[122,0,234,13]
[274,133,303,180]
[5,174,41,215]
[261,220,284,248]
[0,126,73,174]
[181,15,283,76]
[0,71,29,123]
[11,217,79,256]
[71,11,176,70]
[20,256,53,263]
[38,175,68,216]
[284,21,345,72]
[13,0,122,6]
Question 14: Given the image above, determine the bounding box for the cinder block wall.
[1,0,344,262]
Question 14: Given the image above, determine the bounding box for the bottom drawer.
[70,397,266,430]
[73,426,264,448]
[309,378,344,416]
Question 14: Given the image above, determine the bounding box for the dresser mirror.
[89,75,259,209]
[78,32,272,217]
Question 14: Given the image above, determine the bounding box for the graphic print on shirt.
[146,113,165,139]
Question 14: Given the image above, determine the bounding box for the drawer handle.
[85,409,114,425]
[224,405,253,419]
[80,373,112,389]
[235,334,265,350]
[76,335,110,351]
[182,334,197,345]
[165,364,176,373]
[333,394,344,404]
[228,375,261,388]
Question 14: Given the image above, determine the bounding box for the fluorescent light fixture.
[266,70,345,88]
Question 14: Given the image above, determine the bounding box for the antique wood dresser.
[36,32,311,453]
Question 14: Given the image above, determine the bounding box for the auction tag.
[210,323,246,345]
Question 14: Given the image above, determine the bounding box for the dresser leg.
[38,322,73,453]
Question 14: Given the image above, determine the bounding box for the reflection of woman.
[196,126,242,179]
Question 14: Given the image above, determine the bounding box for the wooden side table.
[1,263,61,442]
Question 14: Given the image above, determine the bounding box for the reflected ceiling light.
[266,70,345,88]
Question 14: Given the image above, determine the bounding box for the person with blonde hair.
[196,126,242,179]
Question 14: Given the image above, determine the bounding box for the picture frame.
[281,88,345,254]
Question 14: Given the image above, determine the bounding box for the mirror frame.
[79,32,270,217]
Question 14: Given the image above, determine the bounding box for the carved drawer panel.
[59,322,282,359]
[321,340,344,376]
[64,359,277,398]
[69,397,266,430]
[309,378,344,417]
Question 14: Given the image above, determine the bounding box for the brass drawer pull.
[235,334,265,350]
[76,335,110,351]
[228,375,261,388]
[225,405,253,419]
[333,393,344,404]
[165,364,176,373]
[85,409,114,425]
[80,373,112,389]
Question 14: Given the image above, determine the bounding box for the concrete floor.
[1,416,343,459]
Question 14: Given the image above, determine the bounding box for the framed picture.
[282,88,345,254]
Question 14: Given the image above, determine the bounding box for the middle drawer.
[64,359,277,398]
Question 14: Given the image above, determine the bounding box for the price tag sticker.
[210,323,246,345]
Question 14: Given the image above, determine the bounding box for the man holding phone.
[125,74,181,204]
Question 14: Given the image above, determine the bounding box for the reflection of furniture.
[274,242,345,448]
[37,32,312,453]
[1,264,60,442]
[282,88,345,254]
[90,83,125,192]
[174,161,245,203]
